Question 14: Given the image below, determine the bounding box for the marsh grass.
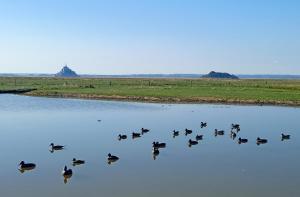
[1,77,300,105]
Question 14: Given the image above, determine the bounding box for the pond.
[0,94,299,197]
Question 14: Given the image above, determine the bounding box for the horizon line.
[1,72,300,76]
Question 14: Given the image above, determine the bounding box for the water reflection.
[63,174,72,184]
[0,95,299,197]
[18,166,36,173]
[230,131,237,140]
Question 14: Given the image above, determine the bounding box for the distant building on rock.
[55,65,79,77]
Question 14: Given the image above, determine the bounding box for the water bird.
[62,166,73,176]
[18,161,36,173]
[214,129,224,136]
[141,128,150,134]
[281,133,290,140]
[238,138,248,144]
[49,143,64,150]
[173,130,179,137]
[118,134,127,140]
[62,166,73,184]
[132,132,141,139]
[231,124,240,132]
[188,139,198,146]
[200,122,207,128]
[152,141,166,148]
[256,137,268,145]
[72,158,85,165]
[196,134,203,141]
[108,153,119,162]
[185,128,192,135]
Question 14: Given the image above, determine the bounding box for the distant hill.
[55,66,79,77]
[202,71,239,79]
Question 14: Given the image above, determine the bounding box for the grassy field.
[0,77,300,106]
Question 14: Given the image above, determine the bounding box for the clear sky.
[0,0,299,75]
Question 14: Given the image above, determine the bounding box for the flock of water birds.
[18,121,291,184]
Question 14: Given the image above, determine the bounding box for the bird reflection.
[18,166,36,174]
[230,131,237,140]
[152,148,160,160]
[63,174,72,184]
[107,160,118,165]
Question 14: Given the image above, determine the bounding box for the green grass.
[1,77,300,105]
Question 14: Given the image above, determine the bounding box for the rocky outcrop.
[202,71,239,79]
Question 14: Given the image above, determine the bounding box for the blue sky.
[0,0,299,74]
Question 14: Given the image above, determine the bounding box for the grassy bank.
[0,77,300,106]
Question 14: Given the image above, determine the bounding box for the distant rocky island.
[55,65,79,77]
[202,71,239,79]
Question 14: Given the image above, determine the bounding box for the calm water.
[0,94,299,197]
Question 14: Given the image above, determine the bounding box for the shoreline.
[0,88,36,94]
[22,92,300,107]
